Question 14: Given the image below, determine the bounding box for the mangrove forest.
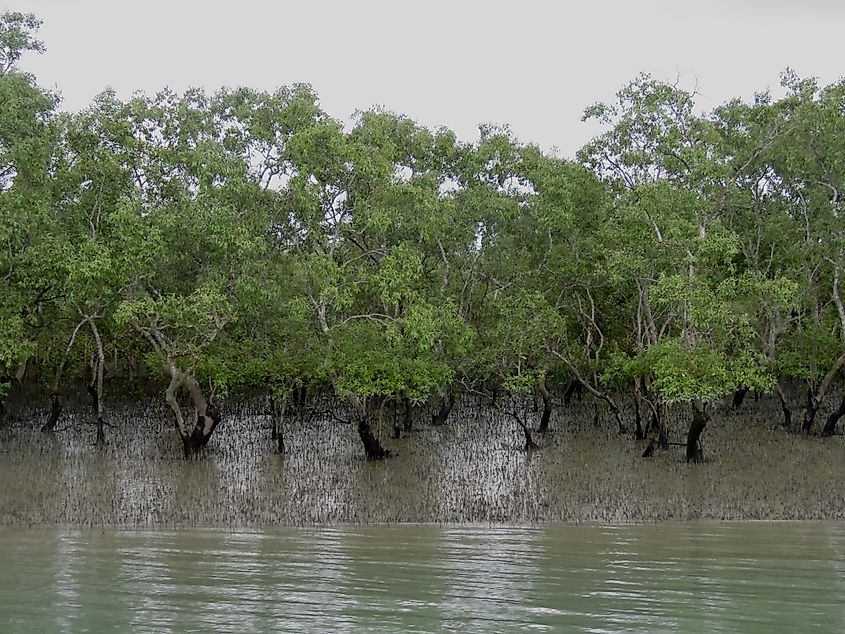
[2,11,845,469]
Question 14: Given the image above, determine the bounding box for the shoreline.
[2,519,844,533]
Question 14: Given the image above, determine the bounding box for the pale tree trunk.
[41,319,86,433]
[84,316,107,447]
[164,358,221,457]
[536,375,553,434]
[819,262,845,437]
[550,349,626,433]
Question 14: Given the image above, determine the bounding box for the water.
[1,523,843,632]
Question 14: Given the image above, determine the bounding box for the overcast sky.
[9,0,845,157]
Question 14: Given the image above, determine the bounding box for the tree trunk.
[686,401,709,463]
[802,385,818,434]
[87,374,106,448]
[732,386,748,411]
[41,319,85,433]
[431,385,454,426]
[564,379,583,405]
[402,395,413,432]
[345,393,390,460]
[520,419,538,451]
[537,377,552,434]
[296,385,307,408]
[271,395,286,454]
[550,352,627,434]
[390,397,402,439]
[503,409,538,451]
[164,359,221,457]
[357,417,391,460]
[633,379,645,440]
[776,385,792,429]
[86,383,99,418]
[802,353,845,433]
[85,318,107,448]
[41,391,63,433]
[820,393,845,437]
[644,401,667,449]
[634,396,643,440]
[658,415,669,450]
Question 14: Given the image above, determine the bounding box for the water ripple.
[0,523,844,632]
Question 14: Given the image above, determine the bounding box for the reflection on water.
[1,523,844,632]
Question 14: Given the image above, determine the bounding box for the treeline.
[1,13,844,460]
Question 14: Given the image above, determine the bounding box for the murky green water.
[1,523,843,632]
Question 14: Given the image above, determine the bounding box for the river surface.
[1,522,843,632]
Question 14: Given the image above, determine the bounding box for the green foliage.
[3,9,844,426]
[645,338,773,403]
[0,11,44,75]
[0,315,32,369]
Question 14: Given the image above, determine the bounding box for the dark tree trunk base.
[392,402,401,439]
[402,396,413,432]
[86,384,99,416]
[802,387,817,434]
[271,397,285,454]
[296,385,307,407]
[686,403,709,463]
[644,402,667,450]
[537,380,552,435]
[180,407,221,457]
[776,388,792,429]
[538,402,551,435]
[633,395,644,441]
[523,427,539,452]
[516,417,538,451]
[41,392,62,433]
[820,394,845,437]
[358,418,391,460]
[732,386,748,411]
[95,417,106,447]
[658,422,669,450]
[564,380,583,405]
[431,387,454,426]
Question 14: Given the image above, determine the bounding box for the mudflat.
[1,393,843,526]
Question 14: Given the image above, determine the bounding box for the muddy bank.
[1,391,844,526]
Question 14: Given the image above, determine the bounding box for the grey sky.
[8,0,845,157]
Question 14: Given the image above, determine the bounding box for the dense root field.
[1,390,844,526]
